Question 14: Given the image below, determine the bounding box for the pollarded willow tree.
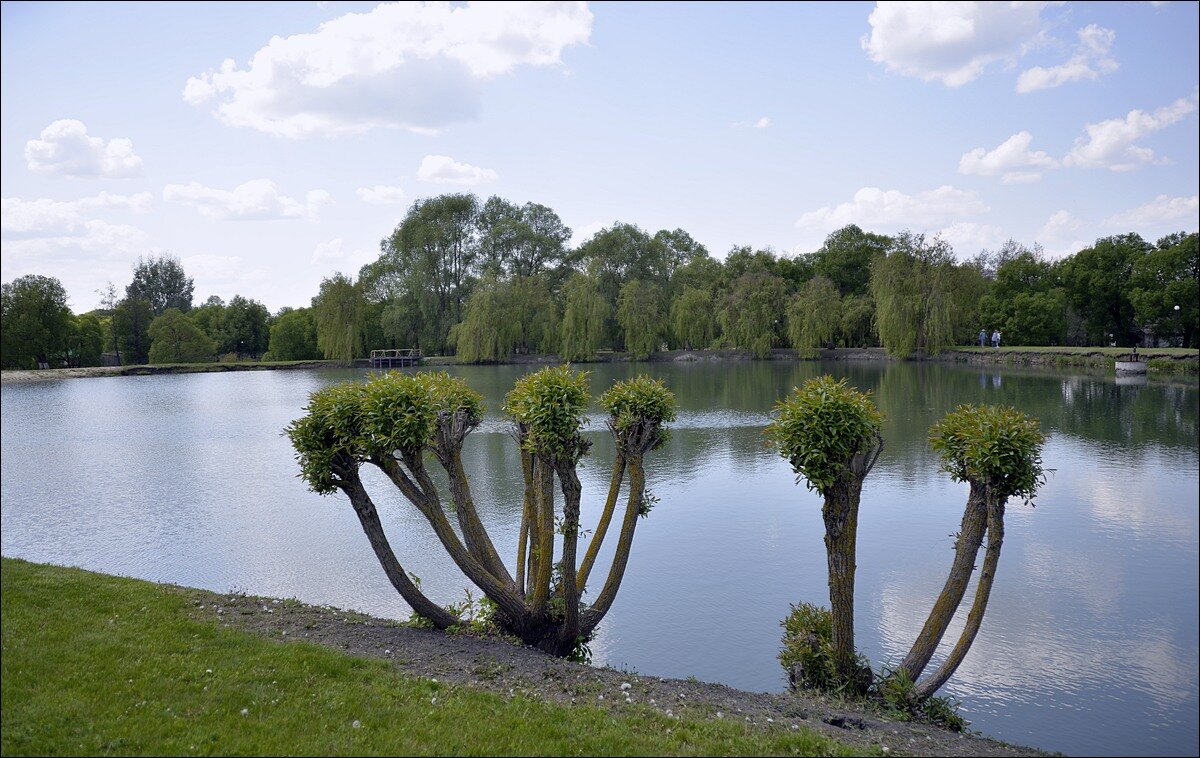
[897,404,1046,700]
[286,367,675,656]
[766,376,884,690]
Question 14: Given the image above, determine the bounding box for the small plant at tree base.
[779,602,871,694]
[874,666,967,732]
[766,375,883,692]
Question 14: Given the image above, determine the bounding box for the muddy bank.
[180,586,1050,757]
[0,360,342,385]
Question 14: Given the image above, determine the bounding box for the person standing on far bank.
[991,329,1001,348]
[979,328,987,347]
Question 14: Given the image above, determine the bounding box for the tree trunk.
[899,482,988,681]
[581,454,646,634]
[577,452,626,590]
[914,493,1006,700]
[528,458,556,612]
[339,472,458,629]
[557,466,583,643]
[446,449,514,587]
[823,476,863,686]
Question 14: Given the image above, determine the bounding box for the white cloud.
[24,120,143,178]
[1038,209,1083,240]
[958,130,1059,183]
[753,116,771,129]
[162,179,332,220]
[416,155,498,186]
[937,221,1004,254]
[312,238,374,270]
[183,1,593,137]
[1016,24,1118,94]
[1,192,152,239]
[1104,195,1200,229]
[356,185,407,205]
[861,2,1048,87]
[1064,87,1199,171]
[1035,210,1086,258]
[795,185,989,233]
[569,220,607,248]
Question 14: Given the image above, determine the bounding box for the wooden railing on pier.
[369,348,422,369]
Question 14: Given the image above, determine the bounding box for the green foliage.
[0,274,73,369]
[779,602,871,694]
[113,296,154,365]
[504,366,591,463]
[766,376,884,496]
[1129,232,1198,347]
[809,225,891,298]
[598,375,678,451]
[786,276,842,357]
[839,295,875,348]
[312,273,365,364]
[147,309,217,364]
[559,274,608,362]
[268,309,321,361]
[929,404,1047,502]
[870,232,957,357]
[617,279,662,359]
[1059,233,1151,345]
[670,286,717,349]
[219,295,271,356]
[455,276,512,363]
[67,314,106,367]
[287,371,485,494]
[127,254,194,316]
[875,668,967,732]
[719,272,789,358]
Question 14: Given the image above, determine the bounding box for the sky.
[2,1,1198,313]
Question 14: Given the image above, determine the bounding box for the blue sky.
[2,1,1197,312]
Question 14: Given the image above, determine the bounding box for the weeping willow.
[670,286,717,349]
[870,232,956,357]
[617,279,662,359]
[787,275,843,357]
[313,273,365,364]
[456,275,558,363]
[560,274,609,361]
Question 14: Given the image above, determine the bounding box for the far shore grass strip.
[0,558,864,757]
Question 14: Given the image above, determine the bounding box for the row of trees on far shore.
[2,192,1197,369]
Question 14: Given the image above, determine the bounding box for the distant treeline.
[2,192,1197,370]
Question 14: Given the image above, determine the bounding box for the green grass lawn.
[950,346,1196,356]
[0,558,863,757]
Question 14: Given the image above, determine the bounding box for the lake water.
[2,361,1197,756]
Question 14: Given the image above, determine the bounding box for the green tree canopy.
[559,274,609,361]
[1,274,73,369]
[870,231,957,356]
[787,275,843,357]
[670,286,718,349]
[148,308,217,364]
[128,254,194,316]
[719,272,789,358]
[809,225,890,298]
[312,273,365,364]
[219,295,270,356]
[617,279,662,359]
[1059,233,1151,345]
[267,308,321,361]
[1130,232,1198,347]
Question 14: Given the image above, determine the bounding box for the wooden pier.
[369,348,422,369]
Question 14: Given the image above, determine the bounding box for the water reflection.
[1,362,1196,757]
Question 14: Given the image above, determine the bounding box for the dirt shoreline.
[3,346,1193,385]
[172,584,1052,757]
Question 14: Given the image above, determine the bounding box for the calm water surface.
[2,361,1197,756]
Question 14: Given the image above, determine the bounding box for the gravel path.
[180,587,1053,757]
